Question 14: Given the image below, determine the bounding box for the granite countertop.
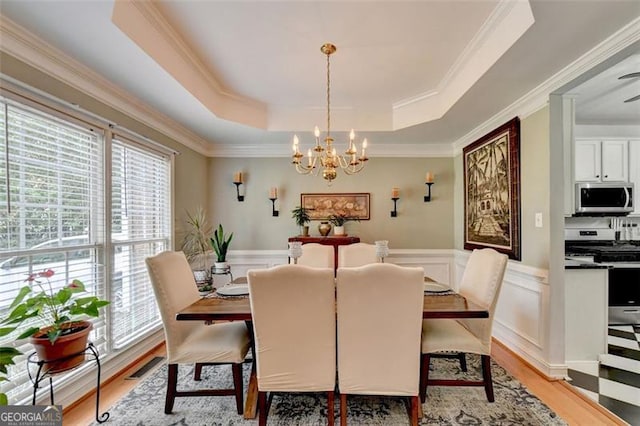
[564,258,610,269]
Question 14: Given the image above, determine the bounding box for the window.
[0,90,173,404]
[111,138,171,348]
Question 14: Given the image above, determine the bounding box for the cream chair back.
[337,264,424,396]
[338,243,377,267]
[145,251,200,362]
[248,264,336,392]
[457,248,508,348]
[292,243,334,269]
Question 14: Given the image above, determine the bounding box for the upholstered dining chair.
[337,264,424,426]
[248,264,336,426]
[291,242,334,269]
[420,248,508,403]
[338,242,377,267]
[145,251,251,414]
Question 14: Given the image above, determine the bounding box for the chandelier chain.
[326,50,331,140]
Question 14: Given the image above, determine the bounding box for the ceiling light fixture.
[291,43,369,183]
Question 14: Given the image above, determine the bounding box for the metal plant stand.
[27,342,109,423]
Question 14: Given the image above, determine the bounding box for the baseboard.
[557,380,628,426]
[493,337,566,380]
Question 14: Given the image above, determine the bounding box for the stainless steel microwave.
[575,182,634,215]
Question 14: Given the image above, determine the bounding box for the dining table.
[175,277,489,419]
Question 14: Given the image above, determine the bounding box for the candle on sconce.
[269,187,278,199]
[307,149,312,166]
[425,172,434,183]
[392,187,400,198]
[233,172,243,183]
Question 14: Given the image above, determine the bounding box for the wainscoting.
[227,248,560,378]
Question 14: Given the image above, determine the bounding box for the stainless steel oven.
[608,267,640,325]
[575,182,634,215]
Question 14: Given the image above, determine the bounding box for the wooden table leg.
[244,360,258,419]
[244,320,258,419]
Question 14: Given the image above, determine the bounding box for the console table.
[288,235,360,271]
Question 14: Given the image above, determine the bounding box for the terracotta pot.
[30,320,92,374]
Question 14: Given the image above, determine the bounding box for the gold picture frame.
[301,193,371,220]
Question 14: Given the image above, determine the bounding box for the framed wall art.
[301,193,370,220]
[463,117,521,260]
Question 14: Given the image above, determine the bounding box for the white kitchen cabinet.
[575,139,628,182]
[630,139,640,216]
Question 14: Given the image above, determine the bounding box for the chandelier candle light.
[291,43,369,183]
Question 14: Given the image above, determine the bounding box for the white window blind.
[111,138,170,348]
[0,100,104,404]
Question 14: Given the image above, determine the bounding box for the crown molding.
[0,15,213,156]
[114,1,267,129]
[209,142,455,158]
[452,16,640,156]
[392,0,534,130]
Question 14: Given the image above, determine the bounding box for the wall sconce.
[233,171,244,202]
[269,187,279,216]
[391,187,400,217]
[424,172,435,202]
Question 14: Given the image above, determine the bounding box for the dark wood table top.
[176,292,488,321]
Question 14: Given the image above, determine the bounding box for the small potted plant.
[210,224,233,272]
[181,207,213,283]
[0,269,109,373]
[291,206,311,236]
[328,213,360,236]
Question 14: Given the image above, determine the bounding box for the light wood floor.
[63,340,626,426]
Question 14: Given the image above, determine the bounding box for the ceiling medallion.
[291,43,369,183]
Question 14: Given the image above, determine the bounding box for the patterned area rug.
[95,355,565,425]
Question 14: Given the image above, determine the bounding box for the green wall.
[454,107,551,269]
[207,157,454,249]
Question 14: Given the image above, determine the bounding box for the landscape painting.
[463,117,521,260]
[301,193,370,221]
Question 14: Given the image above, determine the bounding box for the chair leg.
[165,364,178,414]
[258,391,268,426]
[194,363,203,381]
[420,354,430,403]
[232,363,244,414]
[409,396,419,426]
[458,353,467,372]
[340,393,347,426]
[481,355,495,402]
[327,390,335,426]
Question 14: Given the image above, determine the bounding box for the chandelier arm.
[342,162,366,175]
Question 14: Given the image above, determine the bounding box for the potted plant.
[0,269,109,373]
[210,224,233,272]
[291,206,311,236]
[181,207,213,283]
[0,346,21,405]
[328,213,360,236]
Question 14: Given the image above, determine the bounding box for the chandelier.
[291,43,369,183]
